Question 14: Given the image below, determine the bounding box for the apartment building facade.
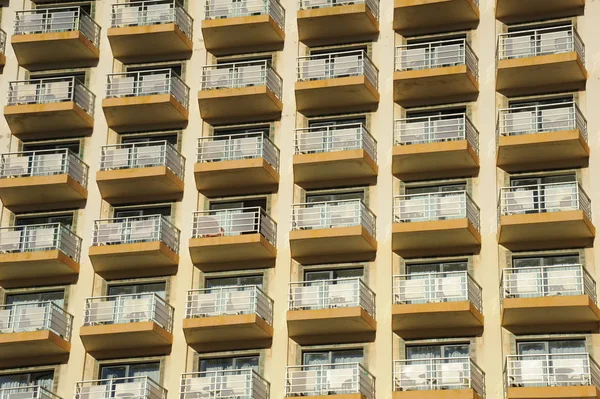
[0,1,598,399]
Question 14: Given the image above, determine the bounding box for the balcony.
[497,102,589,172]
[296,50,379,115]
[181,370,269,399]
[394,357,485,399]
[108,0,193,63]
[103,69,190,132]
[0,149,88,212]
[183,286,274,352]
[497,26,587,96]
[12,7,100,70]
[394,0,479,35]
[294,123,377,188]
[392,191,481,257]
[189,207,277,271]
[394,39,479,107]
[0,301,72,367]
[5,77,95,138]
[498,182,595,250]
[89,215,180,279]
[505,353,600,399]
[0,224,81,288]
[287,277,376,344]
[0,386,61,399]
[496,0,585,24]
[285,363,374,399]
[392,271,483,339]
[501,264,600,334]
[198,60,283,124]
[195,133,280,197]
[97,141,185,204]
[297,0,379,46]
[75,377,166,399]
[0,30,6,68]
[290,199,377,263]
[393,113,479,181]
[202,0,285,55]
[80,293,173,359]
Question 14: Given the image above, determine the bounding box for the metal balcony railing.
[288,277,376,317]
[185,285,273,325]
[83,293,174,332]
[75,377,167,399]
[0,223,82,262]
[291,199,376,237]
[394,113,479,154]
[111,0,193,40]
[498,25,585,63]
[285,363,375,399]
[197,132,280,172]
[394,357,485,395]
[180,369,269,399]
[100,141,185,180]
[106,69,190,109]
[393,271,483,312]
[502,264,597,303]
[0,301,73,340]
[394,191,481,230]
[200,60,283,100]
[298,0,379,19]
[499,182,592,220]
[14,6,101,47]
[295,123,377,162]
[0,29,6,55]
[204,0,285,30]
[7,77,95,116]
[297,50,379,89]
[191,207,277,246]
[0,386,62,399]
[0,148,89,188]
[497,102,587,141]
[91,215,180,254]
[395,38,479,79]
[505,353,600,388]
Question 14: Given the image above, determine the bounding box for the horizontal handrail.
[197,132,280,171]
[0,223,82,262]
[298,0,379,19]
[204,0,285,30]
[297,50,378,89]
[295,123,377,162]
[0,301,73,340]
[74,377,167,399]
[285,363,375,399]
[498,25,585,63]
[0,386,62,399]
[291,199,376,237]
[180,369,269,399]
[111,0,193,39]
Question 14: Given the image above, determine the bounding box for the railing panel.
[285,363,374,399]
[0,301,73,340]
[295,123,377,162]
[0,223,82,262]
[111,0,193,39]
[75,377,167,399]
[297,50,378,89]
[181,369,269,399]
[197,132,280,171]
[506,353,598,388]
[0,386,62,399]
[100,141,185,180]
[498,25,584,63]
[297,0,379,19]
[204,0,285,29]
[291,199,376,237]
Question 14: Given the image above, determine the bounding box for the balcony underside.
[392,301,484,339]
[496,0,585,23]
[293,149,378,189]
[290,226,377,264]
[189,234,277,272]
[89,242,179,279]
[0,330,70,368]
[297,4,379,46]
[107,24,193,63]
[183,314,273,352]
[393,388,482,399]
[394,65,478,107]
[5,102,94,139]
[0,174,87,212]
[198,86,283,125]
[393,0,479,35]
[102,94,189,133]
[96,166,184,205]
[194,158,279,197]
[201,15,285,55]
[502,295,600,334]
[497,130,589,172]
[80,321,172,360]
[11,31,99,71]
[0,250,79,289]
[496,53,587,97]
[498,210,595,251]
[392,219,481,258]
[0,54,6,69]
[393,140,479,181]
[287,306,376,345]
[506,386,600,399]
[295,76,379,116]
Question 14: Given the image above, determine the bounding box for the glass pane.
[407,263,441,275]
[206,277,239,288]
[303,352,330,365]
[115,206,171,218]
[129,363,160,381]
[233,356,259,371]
[513,257,543,268]
[305,271,332,281]
[200,358,234,372]
[121,134,177,145]
[406,184,466,195]
[100,366,127,380]
[443,345,469,358]
[549,340,586,354]
[334,268,363,279]
[406,345,440,360]
[306,191,364,203]
[239,276,263,287]
[332,350,363,365]
[108,283,166,298]
[6,291,64,306]
[15,214,74,228]
[517,342,547,355]
[0,371,53,390]
[441,262,468,272]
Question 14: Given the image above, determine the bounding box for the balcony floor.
[393,389,482,399]
[0,250,79,288]
[290,226,377,264]
[295,76,379,115]
[194,158,279,197]
[0,174,87,212]
[5,101,94,138]
[0,330,70,368]
[506,386,600,399]
[394,0,480,35]
[198,86,283,125]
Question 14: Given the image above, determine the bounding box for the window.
[304,268,363,281]
[405,183,466,195]
[512,254,579,269]
[209,198,267,211]
[308,116,366,128]
[14,213,74,229]
[205,275,263,288]
[406,107,467,119]
[36,2,92,15]
[6,291,64,307]
[310,46,368,56]
[305,190,364,203]
[406,260,468,275]
[127,64,182,76]
[217,56,272,66]
[213,125,270,139]
[0,371,54,391]
[29,72,85,84]
[22,140,81,155]
[107,282,166,299]
[517,339,586,355]
[406,344,469,360]
[200,356,259,372]
[99,362,160,383]
[121,133,178,146]
[303,349,363,365]
[113,205,172,220]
